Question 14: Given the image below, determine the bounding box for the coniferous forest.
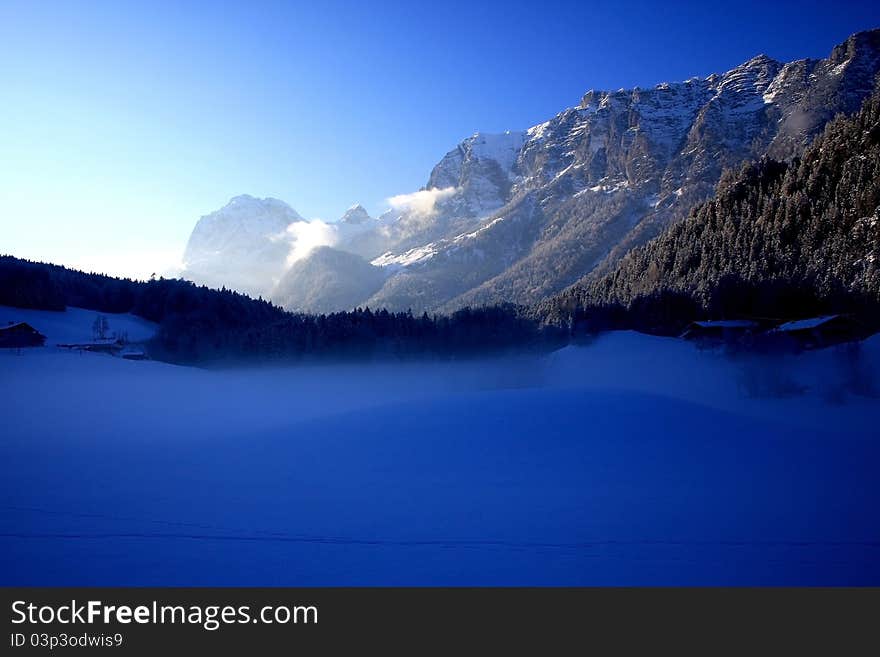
[0,255,553,362]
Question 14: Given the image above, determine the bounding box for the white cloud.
[284,220,339,267]
[387,186,457,218]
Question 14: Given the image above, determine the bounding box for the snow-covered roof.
[773,315,842,332]
[0,322,39,332]
[690,320,758,328]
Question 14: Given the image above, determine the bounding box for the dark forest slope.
[0,257,552,362]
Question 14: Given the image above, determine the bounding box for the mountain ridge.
[180,28,880,314]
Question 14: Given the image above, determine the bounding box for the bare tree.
[92,315,110,340]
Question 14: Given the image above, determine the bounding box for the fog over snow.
[0,306,878,585]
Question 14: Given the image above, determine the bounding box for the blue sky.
[1,0,878,278]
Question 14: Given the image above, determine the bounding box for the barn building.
[0,322,47,348]
[767,315,867,348]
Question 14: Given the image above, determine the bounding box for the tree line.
[0,256,558,362]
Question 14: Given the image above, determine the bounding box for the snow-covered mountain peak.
[181,195,306,298]
[716,54,782,97]
[463,130,527,173]
[208,194,301,240]
[422,130,528,221]
[744,53,778,67]
[209,194,304,229]
[339,204,372,225]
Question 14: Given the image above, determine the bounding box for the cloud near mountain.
[387,186,458,218]
[284,220,339,267]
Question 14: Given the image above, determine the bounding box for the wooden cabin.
[0,322,47,348]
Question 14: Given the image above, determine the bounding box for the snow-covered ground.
[1,307,878,585]
[0,305,157,345]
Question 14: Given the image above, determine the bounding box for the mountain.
[426,131,526,219]
[339,204,373,225]
[266,204,389,313]
[180,29,880,314]
[181,195,304,298]
[271,246,385,314]
[538,89,880,329]
[362,29,880,313]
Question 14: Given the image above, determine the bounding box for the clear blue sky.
[1,0,878,278]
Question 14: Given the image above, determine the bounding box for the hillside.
[272,246,386,314]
